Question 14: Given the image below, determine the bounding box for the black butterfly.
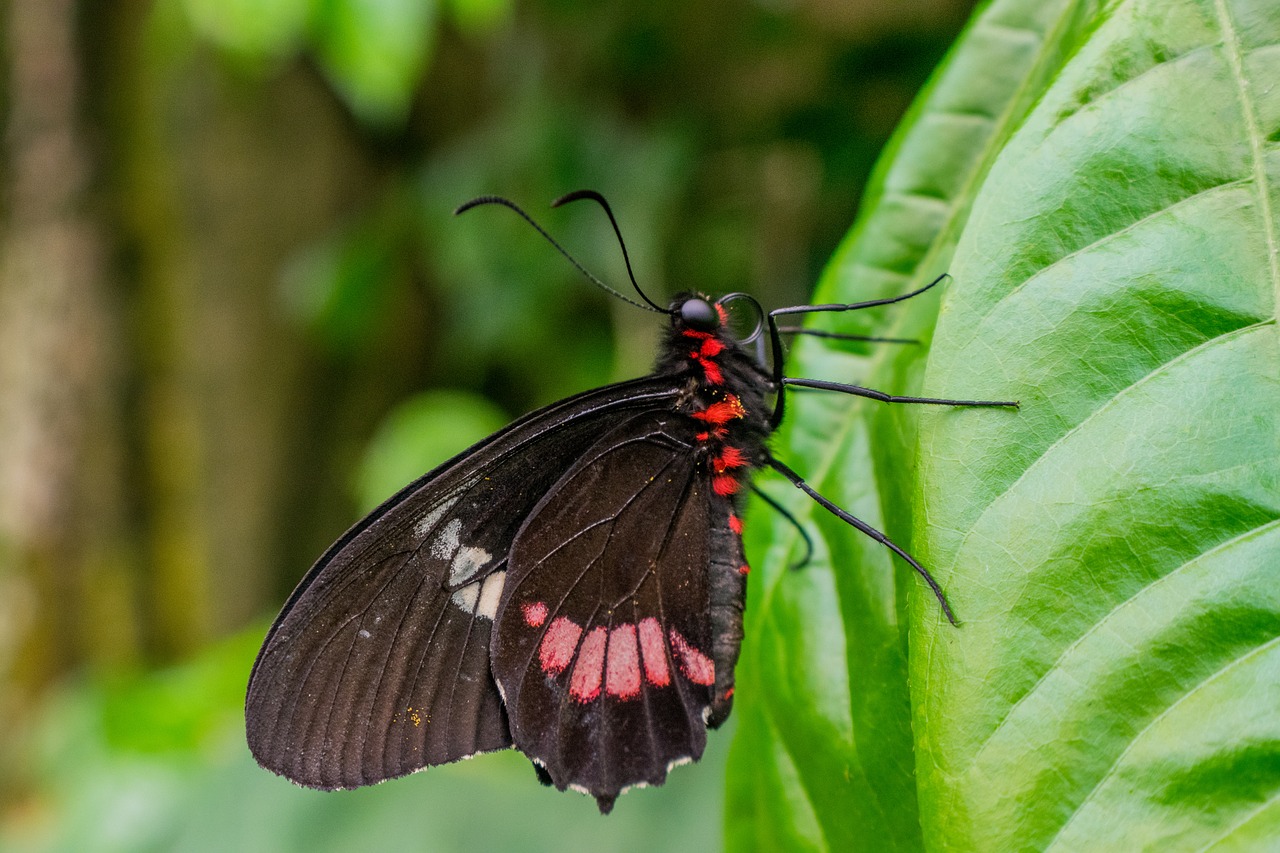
[245,191,1015,813]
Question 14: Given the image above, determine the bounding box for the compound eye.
[680,298,719,331]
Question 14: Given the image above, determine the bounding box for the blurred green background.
[0,0,976,849]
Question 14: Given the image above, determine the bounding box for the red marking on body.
[738,563,750,576]
[728,514,743,534]
[606,623,641,699]
[700,358,724,385]
[713,474,739,496]
[695,431,710,442]
[682,329,712,341]
[522,601,548,628]
[699,338,725,358]
[638,617,670,687]
[715,303,728,324]
[539,617,581,675]
[669,629,715,686]
[692,396,745,425]
[713,446,747,472]
[570,626,608,701]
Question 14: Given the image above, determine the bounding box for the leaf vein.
[990,177,1251,316]
[1045,633,1280,851]
[970,516,1280,765]
[1195,786,1280,852]
[950,319,1273,575]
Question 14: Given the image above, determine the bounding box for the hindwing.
[491,410,748,811]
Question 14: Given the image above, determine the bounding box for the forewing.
[491,411,723,809]
[245,379,678,789]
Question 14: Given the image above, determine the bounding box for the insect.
[245,191,1016,813]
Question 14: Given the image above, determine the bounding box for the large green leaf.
[725,0,1101,849]
[730,0,1280,848]
[914,0,1280,850]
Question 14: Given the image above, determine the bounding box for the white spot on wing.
[475,571,506,620]
[358,629,371,639]
[430,518,463,560]
[450,570,506,621]
[666,755,693,773]
[413,497,459,541]
[449,544,492,586]
[451,581,479,614]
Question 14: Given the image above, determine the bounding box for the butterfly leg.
[749,483,814,570]
[774,327,920,345]
[781,378,1018,408]
[766,456,957,625]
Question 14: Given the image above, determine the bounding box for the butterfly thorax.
[657,293,775,501]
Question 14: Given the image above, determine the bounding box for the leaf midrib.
[1213,0,1280,321]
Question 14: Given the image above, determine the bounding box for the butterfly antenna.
[455,195,659,313]
[552,189,668,314]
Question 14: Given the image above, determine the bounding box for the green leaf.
[177,0,313,60]
[914,0,1280,850]
[356,390,509,512]
[726,0,1101,849]
[311,0,438,126]
[445,0,512,37]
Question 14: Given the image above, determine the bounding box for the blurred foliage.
[174,0,496,125]
[355,389,508,512]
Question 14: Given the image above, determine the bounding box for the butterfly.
[244,191,1016,813]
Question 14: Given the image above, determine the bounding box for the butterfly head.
[674,296,722,332]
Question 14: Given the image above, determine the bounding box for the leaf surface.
[914,0,1280,849]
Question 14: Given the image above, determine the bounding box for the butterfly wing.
[491,409,748,811]
[245,378,680,790]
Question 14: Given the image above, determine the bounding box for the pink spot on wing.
[638,617,670,687]
[669,629,715,686]
[570,626,607,702]
[539,616,581,675]
[522,601,548,627]
[606,624,641,699]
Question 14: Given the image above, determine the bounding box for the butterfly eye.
[716,292,765,344]
[680,298,719,331]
